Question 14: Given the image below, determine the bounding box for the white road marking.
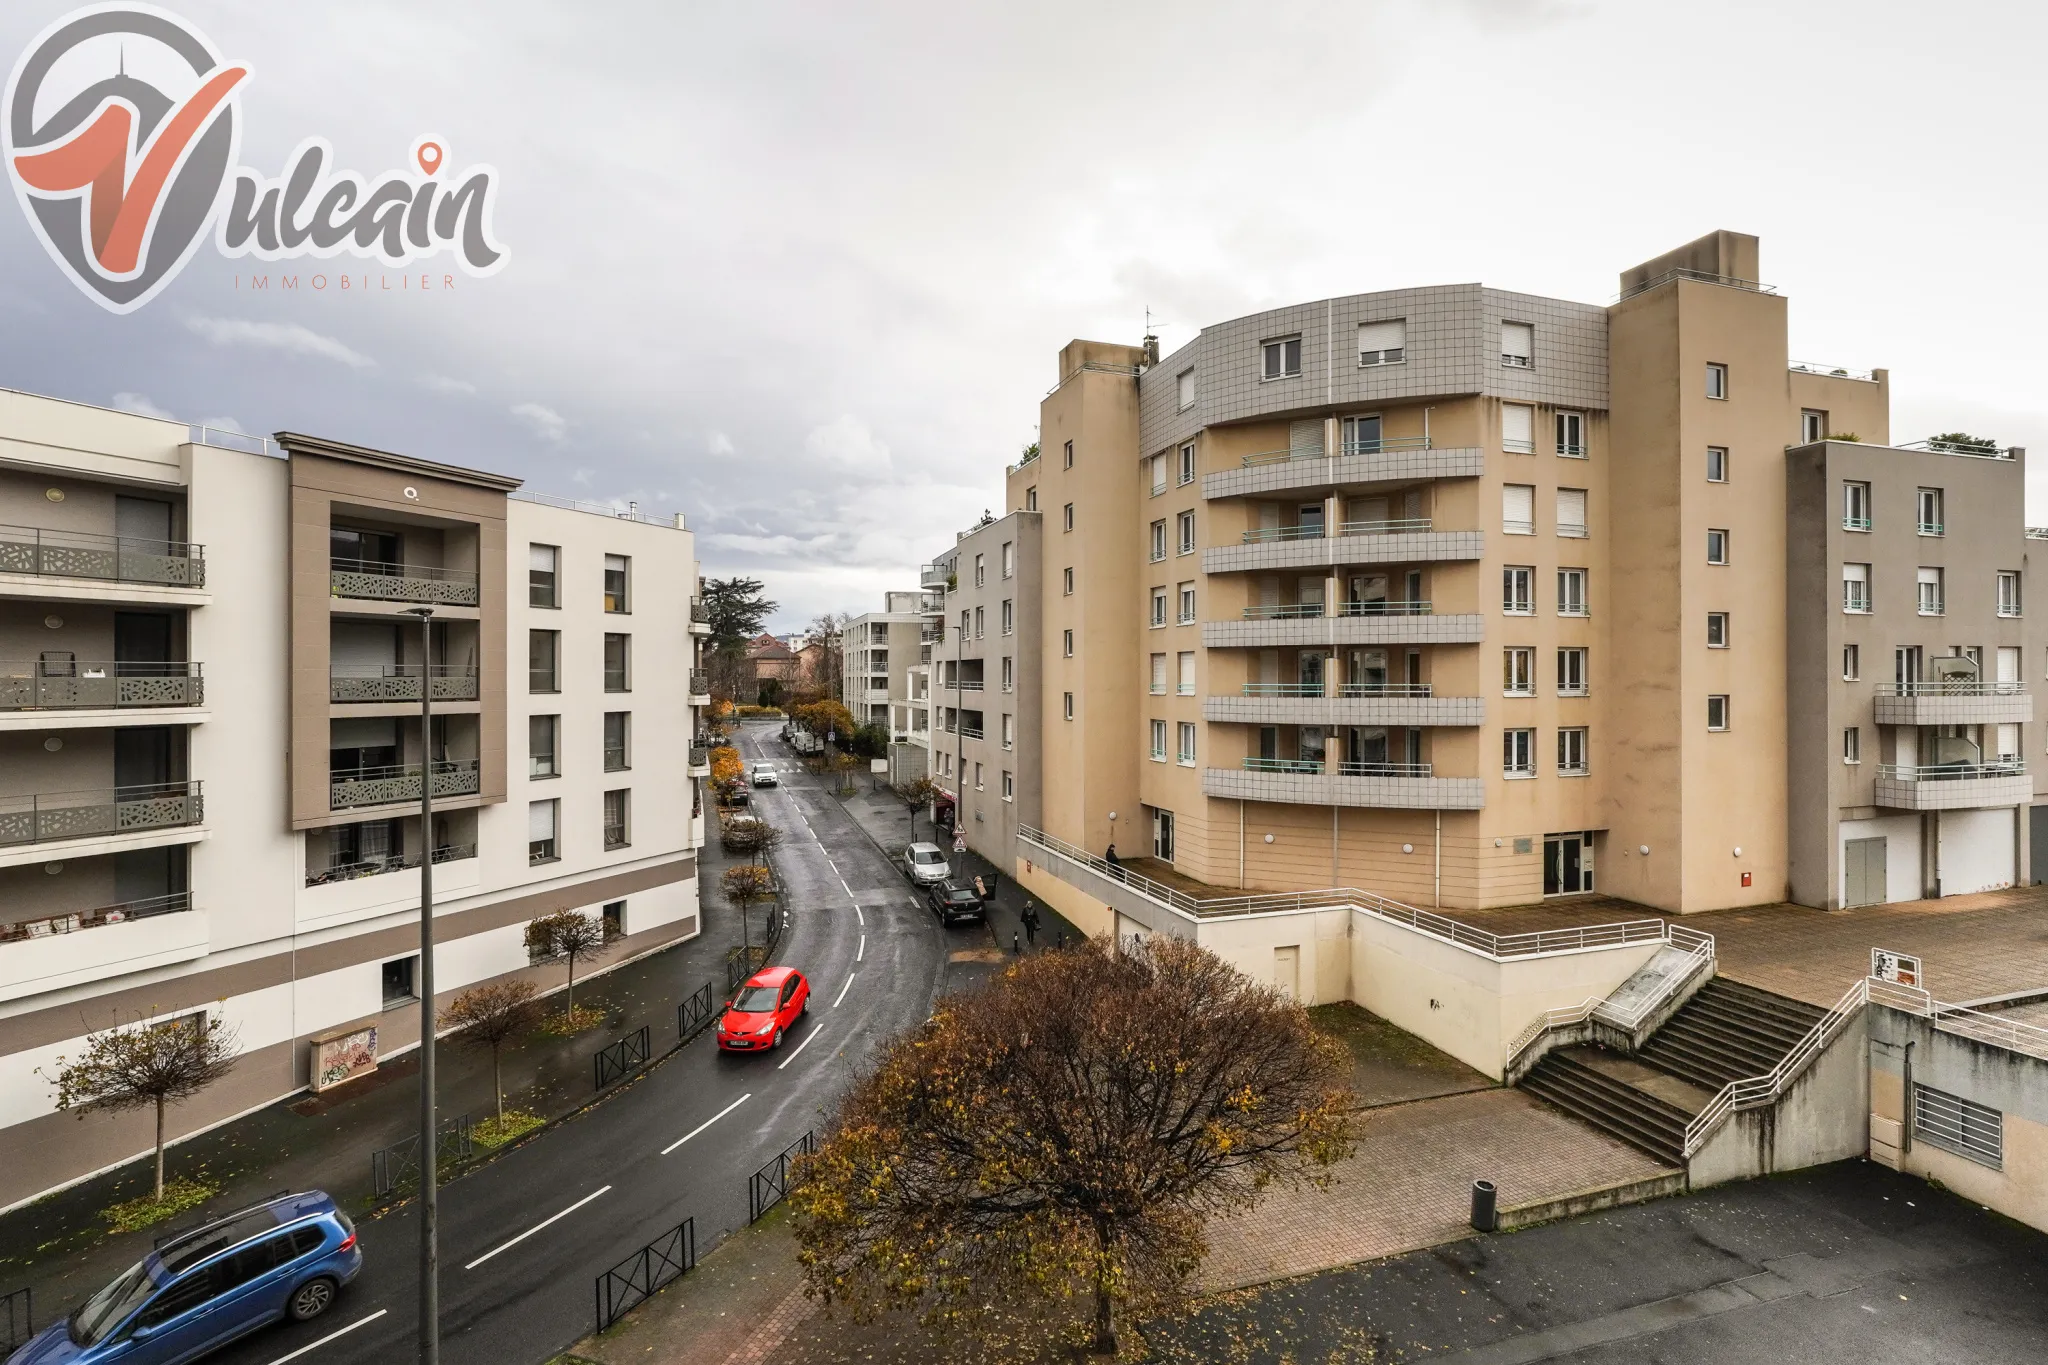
[856,905,865,926]
[833,973,855,1007]
[661,1092,752,1155]
[464,1186,612,1269]
[263,1309,388,1364]
[857,934,866,962]
[777,1026,823,1070]
[840,878,856,898]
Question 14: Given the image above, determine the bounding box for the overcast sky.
[2,0,2042,630]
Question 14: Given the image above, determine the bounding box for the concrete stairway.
[1518,1049,1692,1167]
[1636,979,1828,1091]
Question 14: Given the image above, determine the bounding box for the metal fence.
[371,1113,474,1198]
[677,981,716,1043]
[595,1025,652,1090]
[594,1218,696,1333]
[749,1130,816,1223]
[2,1286,29,1355]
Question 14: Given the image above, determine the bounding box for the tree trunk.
[492,1043,504,1122]
[1090,1219,1116,1354]
[566,955,577,1016]
[153,1095,166,1201]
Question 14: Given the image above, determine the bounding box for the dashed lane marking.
[661,1092,752,1155]
[833,973,855,1008]
[463,1186,612,1270]
[262,1310,389,1364]
[777,1026,824,1070]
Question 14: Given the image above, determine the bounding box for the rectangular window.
[1063,567,1074,595]
[1502,403,1535,453]
[1556,568,1587,617]
[974,553,986,586]
[1002,656,1014,692]
[1706,612,1729,648]
[1001,713,1014,749]
[1503,728,1535,776]
[1176,370,1194,411]
[1358,318,1405,366]
[1503,484,1535,534]
[1843,481,1872,530]
[1706,446,1728,483]
[1843,727,1861,764]
[1557,648,1588,696]
[1151,588,1167,628]
[1706,529,1729,565]
[1177,721,1197,765]
[1149,455,1166,496]
[1002,769,1014,799]
[1001,599,1014,635]
[603,711,629,771]
[1001,541,1014,579]
[974,606,985,638]
[1177,651,1196,695]
[974,762,984,790]
[1707,694,1730,731]
[604,633,630,691]
[1261,336,1302,380]
[1177,583,1196,624]
[1150,653,1167,695]
[1063,503,1074,532]
[530,714,559,778]
[1997,721,2020,760]
[1705,362,1728,399]
[528,798,559,865]
[1915,1083,2003,1170]
[1801,409,1827,444]
[1177,510,1196,555]
[1556,488,1587,538]
[1843,563,1871,613]
[1843,643,1860,680]
[1025,486,1038,511]
[1064,691,1074,720]
[1917,567,1945,616]
[1150,519,1167,561]
[1063,629,1074,657]
[1150,718,1168,761]
[1503,647,1535,696]
[528,544,559,608]
[1999,570,2023,617]
[603,554,630,613]
[602,788,630,850]
[1500,321,1533,368]
[1555,411,1585,457]
[1179,442,1196,485]
[1557,727,1588,775]
[529,629,559,693]
[1503,566,1534,615]
[1917,488,1944,536]
[1064,439,1075,469]
[382,956,418,1007]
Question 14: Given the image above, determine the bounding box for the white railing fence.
[1682,976,1868,1156]
[1503,926,1717,1067]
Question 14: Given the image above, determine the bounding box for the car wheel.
[289,1278,337,1322]
[773,1028,784,1048]
[803,997,810,1015]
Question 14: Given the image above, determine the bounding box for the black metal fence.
[748,1130,816,1223]
[594,1024,652,1090]
[677,981,716,1043]
[1,1286,29,1355]
[372,1113,474,1198]
[594,1218,695,1333]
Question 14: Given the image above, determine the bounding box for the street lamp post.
[403,606,438,1365]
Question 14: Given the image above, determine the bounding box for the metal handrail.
[1241,603,1325,619]
[1337,682,1434,698]
[1239,435,1434,467]
[0,522,206,585]
[1877,681,2025,697]
[1338,599,1433,618]
[1788,360,1877,382]
[1684,975,1867,1156]
[1339,518,1432,536]
[1842,516,1872,530]
[510,490,679,525]
[328,557,476,584]
[1618,267,1776,302]
[0,890,194,942]
[1869,981,2048,1062]
[1505,928,1717,1066]
[1877,760,2025,780]
[0,781,204,848]
[1337,760,1433,777]
[1897,437,2013,459]
[304,844,476,887]
[1241,683,1326,697]
[1242,524,1328,544]
[1243,757,1322,773]
[0,660,204,709]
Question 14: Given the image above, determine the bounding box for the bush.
[849,721,892,760]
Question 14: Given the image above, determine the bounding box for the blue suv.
[8,1191,362,1364]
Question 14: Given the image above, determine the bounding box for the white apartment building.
[0,392,705,1209]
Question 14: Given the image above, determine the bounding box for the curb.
[1495,1168,1688,1231]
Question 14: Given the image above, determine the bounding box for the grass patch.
[474,1110,545,1150]
[535,1004,608,1038]
[102,1178,217,1234]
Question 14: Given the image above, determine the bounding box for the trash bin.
[1470,1179,1498,1232]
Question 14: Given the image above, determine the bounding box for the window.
[1706,446,1728,483]
[974,553,986,587]
[973,762,984,791]
[1063,567,1074,595]
[529,544,559,608]
[603,554,630,613]
[603,633,630,691]
[1176,370,1194,411]
[1843,727,1861,764]
[1705,362,1727,399]
[529,630,559,693]
[1150,718,1168,761]
[1843,481,1871,530]
[1917,488,1944,536]
[602,901,625,937]
[1997,721,2020,761]
[1063,439,1074,469]
[1706,612,1729,648]
[1148,454,1167,496]
[1500,321,1533,368]
[1025,486,1038,511]
[1343,413,1382,454]
[1503,566,1534,615]
[1557,727,1588,775]
[973,606,985,638]
[1177,651,1196,695]
[1801,409,1827,444]
[1706,695,1730,731]
[1843,563,1871,613]
[530,714,559,778]
[1063,503,1074,532]
[528,798,558,864]
[1151,588,1167,627]
[1177,721,1197,765]
[1063,629,1074,657]
[1177,510,1196,555]
[1358,318,1405,366]
[1002,769,1014,800]
[1706,529,1729,565]
[1261,336,1302,380]
[1001,541,1014,579]
[1001,599,1013,635]
[1917,567,1944,615]
[1557,568,1588,617]
[1150,520,1167,561]
[1063,691,1074,720]
[603,711,629,771]
[1001,713,1014,749]
[382,955,417,1007]
[1555,411,1585,457]
[1843,644,1860,680]
[1556,488,1587,538]
[1999,570,2023,617]
[603,788,630,850]
[1150,653,1167,695]
[1178,442,1196,485]
[1502,403,1535,453]
[1177,583,1196,624]
[959,608,970,638]
[1002,656,1014,692]
[1503,647,1535,696]
[1503,728,1535,776]
[1503,484,1535,534]
[1557,648,1588,696]
[1915,1083,2003,1170]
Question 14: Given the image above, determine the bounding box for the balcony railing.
[1243,757,1324,774]
[1878,681,2026,697]
[1240,435,1433,467]
[688,745,709,768]
[328,557,479,606]
[1843,516,1872,531]
[304,844,475,888]
[1877,760,2025,782]
[1339,760,1433,777]
[1338,682,1434,698]
[1339,599,1432,617]
[0,661,203,710]
[1,890,193,943]
[1242,683,1326,697]
[1341,517,1433,537]
[328,664,479,703]
[1918,521,1945,537]
[0,781,203,848]
[690,599,711,624]
[688,671,710,696]
[919,562,950,588]
[944,679,984,691]
[328,759,479,811]
[0,523,206,588]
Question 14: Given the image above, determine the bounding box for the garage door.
[1844,837,1886,908]
[1940,808,2016,897]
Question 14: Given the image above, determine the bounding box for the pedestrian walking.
[1021,901,1041,946]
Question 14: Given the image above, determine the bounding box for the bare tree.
[791,936,1357,1355]
[524,911,611,1018]
[721,818,784,868]
[43,1010,242,1201]
[444,981,541,1121]
[894,774,938,841]
[721,863,776,963]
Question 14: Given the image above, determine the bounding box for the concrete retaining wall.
[1688,1010,1870,1188]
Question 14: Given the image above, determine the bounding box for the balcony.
[1202,526,1483,576]
[328,759,479,811]
[944,679,985,691]
[1202,441,1485,502]
[1,895,208,1003]
[689,599,711,635]
[688,745,710,778]
[304,843,476,888]
[1873,682,2032,727]
[1873,761,2030,812]
[689,671,711,702]
[1203,762,1483,811]
[1207,603,1482,651]
[1206,686,1483,728]
[0,523,206,588]
[0,661,203,711]
[1,890,191,942]
[0,781,204,849]
[920,562,950,589]
[328,664,479,704]
[328,557,479,607]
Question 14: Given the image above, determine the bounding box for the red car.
[717,966,811,1051]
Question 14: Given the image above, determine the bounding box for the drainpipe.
[1434,809,1441,907]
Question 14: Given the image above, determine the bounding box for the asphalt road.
[199,721,947,1365]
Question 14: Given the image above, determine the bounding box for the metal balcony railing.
[1241,683,1327,697]
[1241,523,1326,544]
[690,599,710,624]
[304,844,475,887]
[1878,681,2026,697]
[0,781,204,848]
[1239,435,1433,467]
[1339,760,1433,777]
[0,661,203,710]
[328,760,479,811]
[0,523,206,587]
[1340,518,1432,536]
[1338,682,1434,697]
[1242,757,1323,773]
[688,745,709,768]
[1241,603,1323,619]
[329,664,479,703]
[1,890,193,942]
[328,557,479,606]
[1338,599,1432,617]
[688,671,710,696]
[1877,760,2025,781]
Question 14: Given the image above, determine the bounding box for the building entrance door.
[1844,836,1887,907]
[1544,833,1594,895]
[1153,809,1175,862]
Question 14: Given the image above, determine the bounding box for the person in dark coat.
[1105,843,1120,867]
[1021,901,1041,945]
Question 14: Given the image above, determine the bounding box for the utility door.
[1844,836,1887,907]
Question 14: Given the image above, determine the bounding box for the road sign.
[870,758,889,774]
[1871,948,1921,987]
[952,832,966,853]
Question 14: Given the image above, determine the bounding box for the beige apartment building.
[1007,231,2025,916]
[0,391,706,1208]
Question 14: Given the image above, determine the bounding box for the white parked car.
[751,763,779,788]
[904,842,950,887]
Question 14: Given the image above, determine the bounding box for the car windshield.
[911,850,943,864]
[70,1259,156,1347]
[947,890,976,902]
[732,985,781,1011]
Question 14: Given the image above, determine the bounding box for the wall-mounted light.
[43,487,64,502]
[1494,838,1503,848]
[43,615,61,630]
[43,862,63,875]
[1733,846,1742,857]
[1401,843,1414,854]
[43,737,62,752]
[1263,833,1275,844]
[403,485,420,500]
[1639,845,1651,856]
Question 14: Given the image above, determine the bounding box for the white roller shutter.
[1502,404,1534,450]
[1501,322,1533,365]
[1289,418,1325,456]
[1503,484,1534,532]
[528,799,556,842]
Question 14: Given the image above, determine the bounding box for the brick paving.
[723,1285,819,1365]
[1196,1087,1673,1292]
